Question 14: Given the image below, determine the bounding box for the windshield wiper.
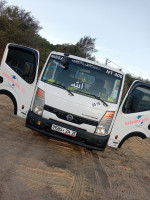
[58,84,74,96]
[72,90,108,107]
[90,94,108,107]
[44,80,74,96]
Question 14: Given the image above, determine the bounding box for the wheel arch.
[118,131,147,148]
[0,89,17,115]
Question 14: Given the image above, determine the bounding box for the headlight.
[32,88,45,116]
[95,112,115,136]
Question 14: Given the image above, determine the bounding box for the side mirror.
[130,96,139,112]
[23,62,34,83]
[23,62,33,76]
[124,96,139,113]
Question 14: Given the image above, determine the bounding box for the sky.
[6,0,150,80]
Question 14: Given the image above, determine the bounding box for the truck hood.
[43,83,109,122]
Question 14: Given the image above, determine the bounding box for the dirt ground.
[0,95,150,200]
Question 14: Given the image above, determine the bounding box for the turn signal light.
[36,88,44,98]
[104,112,114,119]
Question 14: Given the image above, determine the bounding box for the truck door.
[108,81,150,148]
[0,43,39,118]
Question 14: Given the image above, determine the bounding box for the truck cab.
[0,44,150,151]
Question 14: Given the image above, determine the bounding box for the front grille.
[44,105,98,126]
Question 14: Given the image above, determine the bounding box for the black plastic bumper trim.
[26,110,109,151]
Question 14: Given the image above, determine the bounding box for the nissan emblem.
[66,114,73,121]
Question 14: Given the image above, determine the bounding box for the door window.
[6,47,36,84]
[123,85,150,113]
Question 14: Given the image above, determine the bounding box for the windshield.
[41,54,123,104]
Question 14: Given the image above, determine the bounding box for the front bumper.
[26,110,109,151]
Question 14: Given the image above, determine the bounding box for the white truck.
[0,43,150,151]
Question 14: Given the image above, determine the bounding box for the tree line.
[0,0,149,96]
[0,1,97,69]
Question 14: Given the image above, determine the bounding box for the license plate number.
[51,124,77,137]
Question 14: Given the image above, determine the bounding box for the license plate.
[51,124,77,137]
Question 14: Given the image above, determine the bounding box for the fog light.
[37,121,41,125]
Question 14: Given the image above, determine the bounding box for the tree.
[52,36,97,61]
[0,0,6,16]
[76,36,97,60]
[122,73,150,99]
[0,0,42,61]
[0,1,99,70]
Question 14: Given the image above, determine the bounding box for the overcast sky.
[6,0,150,80]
